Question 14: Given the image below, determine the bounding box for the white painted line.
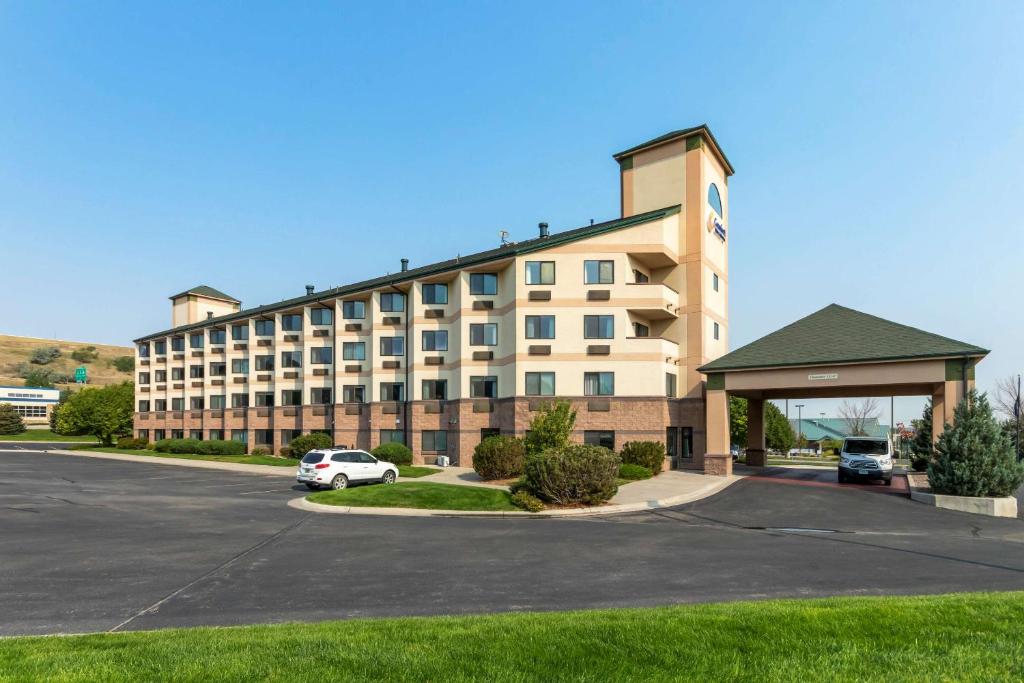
[239,488,296,495]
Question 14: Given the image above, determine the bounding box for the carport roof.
[699,304,989,373]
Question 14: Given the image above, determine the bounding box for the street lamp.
[795,404,805,457]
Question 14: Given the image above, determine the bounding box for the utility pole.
[795,403,805,456]
[1016,374,1021,461]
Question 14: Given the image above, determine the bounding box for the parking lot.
[2,448,1024,637]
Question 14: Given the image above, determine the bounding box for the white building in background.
[0,385,60,426]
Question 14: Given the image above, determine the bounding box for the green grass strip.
[0,430,97,442]
[309,481,515,511]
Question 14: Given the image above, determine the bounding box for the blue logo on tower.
[706,212,726,242]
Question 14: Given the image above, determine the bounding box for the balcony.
[625,336,681,364]
[622,282,679,320]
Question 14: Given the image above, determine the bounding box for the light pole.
[1016,374,1021,461]
[795,403,805,456]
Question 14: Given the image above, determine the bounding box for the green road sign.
[75,366,87,383]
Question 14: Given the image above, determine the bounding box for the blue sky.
[1,1,1021,424]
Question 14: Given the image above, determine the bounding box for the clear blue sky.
[1,1,1021,424]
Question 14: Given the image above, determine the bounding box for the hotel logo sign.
[706,212,726,242]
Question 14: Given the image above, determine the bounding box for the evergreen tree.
[0,404,26,435]
[928,391,1024,497]
[910,398,934,471]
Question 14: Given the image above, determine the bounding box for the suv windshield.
[844,439,888,455]
[301,452,325,464]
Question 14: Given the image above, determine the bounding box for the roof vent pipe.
[400,258,409,272]
[538,222,549,238]
[305,285,314,295]
[206,311,214,319]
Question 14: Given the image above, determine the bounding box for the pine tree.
[928,391,1024,497]
[910,398,934,471]
[0,404,26,435]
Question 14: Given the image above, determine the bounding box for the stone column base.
[745,448,767,467]
[704,453,732,477]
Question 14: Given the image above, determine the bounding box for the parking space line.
[238,488,297,495]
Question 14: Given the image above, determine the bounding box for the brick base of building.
[134,396,711,469]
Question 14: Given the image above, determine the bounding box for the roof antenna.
[590,218,594,225]
[499,230,510,246]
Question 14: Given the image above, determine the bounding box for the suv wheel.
[304,483,319,490]
[382,470,396,484]
[331,474,349,491]
[837,471,846,484]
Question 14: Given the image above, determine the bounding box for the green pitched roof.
[612,124,735,176]
[700,304,988,373]
[791,418,889,441]
[169,285,240,304]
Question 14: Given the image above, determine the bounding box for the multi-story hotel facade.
[133,125,733,469]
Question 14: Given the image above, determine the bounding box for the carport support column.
[932,380,961,445]
[745,398,766,467]
[704,388,731,476]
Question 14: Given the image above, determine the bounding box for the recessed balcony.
[623,282,679,320]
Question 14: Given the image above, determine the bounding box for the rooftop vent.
[206,311,214,319]
[538,222,549,238]
[305,285,315,295]
[400,258,409,272]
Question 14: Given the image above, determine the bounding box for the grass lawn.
[1,593,1023,681]
[398,465,441,478]
[0,430,97,442]
[75,446,296,467]
[308,481,516,511]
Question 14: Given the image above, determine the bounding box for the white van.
[837,436,894,485]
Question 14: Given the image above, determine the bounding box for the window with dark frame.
[281,314,302,332]
[255,392,274,407]
[208,362,226,376]
[525,315,555,339]
[310,387,332,404]
[343,385,365,403]
[421,283,448,305]
[231,358,248,374]
[380,337,404,356]
[525,261,555,285]
[155,370,167,382]
[231,324,248,341]
[171,337,185,352]
[525,372,555,396]
[342,342,365,361]
[281,351,302,368]
[342,300,365,319]
[154,340,166,355]
[310,347,333,365]
[171,368,184,380]
[189,365,204,378]
[633,322,650,338]
[584,260,614,284]
[380,382,404,401]
[584,372,614,396]
[171,398,184,411]
[584,315,614,339]
[255,319,274,336]
[665,372,677,398]
[190,397,204,410]
[469,323,497,346]
[190,333,204,349]
[421,430,448,453]
[138,400,150,412]
[713,322,720,340]
[421,330,448,351]
[138,372,150,384]
[209,329,226,345]
[255,355,274,371]
[633,269,650,284]
[210,395,226,409]
[311,308,332,325]
[712,273,719,292]
[380,292,405,312]
[280,390,302,406]
[231,393,249,408]
[379,429,404,445]
[422,379,447,400]
[469,272,498,295]
[470,375,498,398]
[584,430,615,451]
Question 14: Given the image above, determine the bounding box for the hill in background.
[0,334,134,389]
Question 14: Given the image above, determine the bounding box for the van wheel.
[331,474,349,490]
[883,477,892,487]
[837,471,846,484]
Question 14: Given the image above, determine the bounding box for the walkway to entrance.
[698,304,989,476]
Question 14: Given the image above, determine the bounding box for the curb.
[905,472,1018,518]
[289,474,741,519]
[48,449,297,477]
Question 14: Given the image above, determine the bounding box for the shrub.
[111,356,134,373]
[30,347,61,365]
[928,391,1024,498]
[250,447,270,456]
[288,433,333,459]
[911,454,930,472]
[510,490,545,513]
[523,444,620,506]
[509,476,529,494]
[71,347,99,363]
[117,436,149,449]
[0,404,27,435]
[19,366,56,387]
[53,382,134,445]
[618,463,653,480]
[473,435,526,480]
[372,441,413,465]
[620,441,666,475]
[279,446,293,458]
[154,438,202,454]
[194,440,247,455]
[524,400,576,456]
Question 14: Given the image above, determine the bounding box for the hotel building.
[133,125,732,468]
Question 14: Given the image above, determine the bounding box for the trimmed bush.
[510,490,545,513]
[620,441,666,475]
[524,444,620,506]
[117,436,149,449]
[288,433,333,459]
[619,463,653,480]
[194,440,246,455]
[473,435,526,480]
[154,438,202,454]
[0,404,27,435]
[372,441,413,466]
[250,447,270,456]
[279,446,293,458]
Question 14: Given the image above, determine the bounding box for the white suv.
[838,436,894,486]
[296,449,399,490]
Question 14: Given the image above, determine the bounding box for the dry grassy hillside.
[0,334,134,389]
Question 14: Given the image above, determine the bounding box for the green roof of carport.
[699,304,989,373]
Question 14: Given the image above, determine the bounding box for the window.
[525,372,555,396]
[138,429,150,441]
[708,183,723,217]
[231,393,249,408]
[713,322,720,340]
[343,385,365,403]
[342,300,365,319]
[208,429,223,441]
[665,372,677,398]
[584,430,616,451]
[281,314,302,332]
[255,355,274,371]
[255,319,274,336]
[171,367,184,381]
[154,370,167,382]
[310,387,332,404]
[470,375,498,398]
[189,365,204,379]
[584,372,614,396]
[470,272,498,295]
[231,359,248,374]
[380,382,404,401]
[171,337,185,352]
[525,315,555,339]
[154,340,166,355]
[525,260,555,285]
[480,428,501,440]
[422,430,448,453]
[190,333,204,349]
[138,372,150,385]
[422,379,447,400]
[171,430,184,440]
[633,269,649,284]
[255,429,273,446]
[422,330,448,351]
[280,350,302,368]
[13,405,47,418]
[584,315,614,339]
[421,283,448,305]
[190,397,204,410]
[138,343,150,358]
[712,273,719,292]
[138,400,150,412]
[633,322,650,338]
[379,429,404,445]
[209,395,226,409]
[310,347,333,365]
[186,429,201,440]
[584,260,614,284]
[280,390,302,406]
[342,342,365,361]
[208,362,225,377]
[280,429,300,445]
[311,308,332,325]
[469,323,497,346]
[380,337,404,356]
[380,292,405,312]
[171,398,184,411]
[151,429,165,441]
[255,392,274,407]
[154,399,167,411]
[231,429,248,444]
[232,324,248,341]
[209,329,226,345]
